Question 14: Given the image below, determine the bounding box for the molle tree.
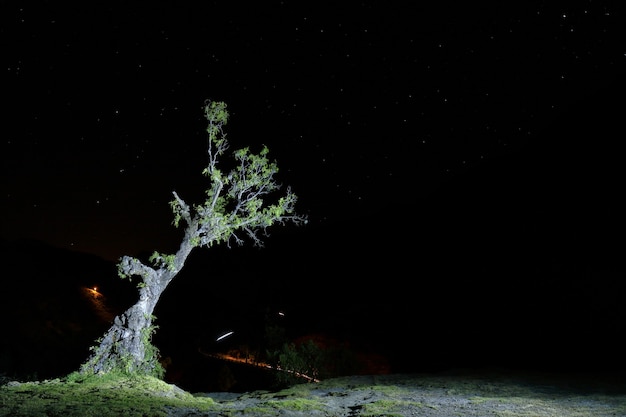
[79,100,307,377]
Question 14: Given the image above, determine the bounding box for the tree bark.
[80,280,163,375]
[80,231,195,376]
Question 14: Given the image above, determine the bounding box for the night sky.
[3,2,626,382]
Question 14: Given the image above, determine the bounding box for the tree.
[79,100,307,377]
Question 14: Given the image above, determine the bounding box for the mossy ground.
[0,371,214,417]
[2,370,625,417]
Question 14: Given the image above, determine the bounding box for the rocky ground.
[165,369,626,417]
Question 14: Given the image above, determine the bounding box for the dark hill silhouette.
[1,239,134,380]
[2,227,624,392]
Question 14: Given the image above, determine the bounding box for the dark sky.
[2,2,625,276]
[2,2,626,379]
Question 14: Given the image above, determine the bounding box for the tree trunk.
[80,279,165,375]
[80,235,195,376]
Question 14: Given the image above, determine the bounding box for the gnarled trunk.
[80,236,195,377]
[80,281,166,375]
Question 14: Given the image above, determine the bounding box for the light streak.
[216,331,234,341]
[198,349,321,383]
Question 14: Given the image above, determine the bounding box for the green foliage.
[148,252,176,272]
[167,98,307,250]
[140,322,165,380]
[204,99,229,143]
[117,261,132,279]
[266,335,362,388]
[169,199,184,228]
[80,318,164,379]
[264,323,288,354]
[276,340,325,385]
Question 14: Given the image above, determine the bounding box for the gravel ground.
[165,369,626,417]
